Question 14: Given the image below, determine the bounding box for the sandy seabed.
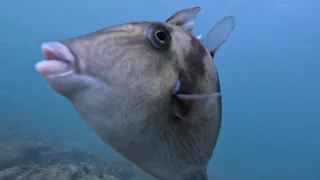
[0,132,151,180]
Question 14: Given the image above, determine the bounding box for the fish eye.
[148,25,171,49]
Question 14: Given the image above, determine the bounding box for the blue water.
[0,0,319,179]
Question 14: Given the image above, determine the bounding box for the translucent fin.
[166,7,201,32]
[173,93,221,122]
[173,79,220,103]
[201,16,235,57]
[176,93,221,103]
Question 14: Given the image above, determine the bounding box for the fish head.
[37,22,184,99]
[37,8,203,99]
[35,7,208,141]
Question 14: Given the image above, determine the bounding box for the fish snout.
[35,41,92,97]
[36,41,83,77]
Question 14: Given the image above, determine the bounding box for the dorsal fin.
[201,16,235,58]
[166,7,201,32]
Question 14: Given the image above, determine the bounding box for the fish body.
[35,7,235,180]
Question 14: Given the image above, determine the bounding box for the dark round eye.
[148,25,171,49]
[155,30,167,42]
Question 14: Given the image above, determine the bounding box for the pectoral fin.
[172,79,221,103]
[176,93,221,103]
[173,93,221,122]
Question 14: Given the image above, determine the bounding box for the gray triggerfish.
[35,6,235,180]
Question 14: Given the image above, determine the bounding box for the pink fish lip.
[36,41,77,77]
[41,41,75,66]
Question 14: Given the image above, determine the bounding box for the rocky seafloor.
[0,133,152,180]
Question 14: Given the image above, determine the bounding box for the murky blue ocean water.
[0,0,319,179]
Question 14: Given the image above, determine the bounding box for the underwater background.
[0,0,319,179]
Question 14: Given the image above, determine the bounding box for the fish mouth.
[35,41,77,77]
